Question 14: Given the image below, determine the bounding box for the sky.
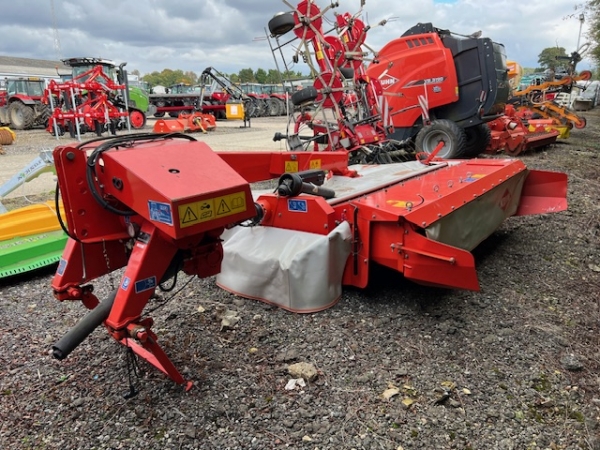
[0,0,594,78]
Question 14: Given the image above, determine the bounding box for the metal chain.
[102,239,115,290]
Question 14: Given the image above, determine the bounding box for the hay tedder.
[46,1,568,391]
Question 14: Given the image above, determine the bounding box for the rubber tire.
[268,97,283,116]
[291,86,319,107]
[257,99,269,117]
[339,67,354,80]
[129,109,146,129]
[463,124,491,158]
[574,116,586,129]
[243,98,258,118]
[415,119,468,159]
[153,112,165,118]
[9,102,35,130]
[268,12,295,36]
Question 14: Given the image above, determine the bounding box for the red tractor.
[0,77,52,130]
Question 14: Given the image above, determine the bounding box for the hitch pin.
[128,324,148,343]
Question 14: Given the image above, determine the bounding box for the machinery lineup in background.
[0,0,586,391]
[0,57,152,137]
[146,69,296,120]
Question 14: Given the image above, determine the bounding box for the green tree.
[140,69,196,87]
[254,68,268,84]
[238,68,255,83]
[588,0,600,67]
[265,69,281,84]
[537,47,568,71]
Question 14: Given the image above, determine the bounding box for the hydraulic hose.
[52,290,117,360]
[277,172,335,199]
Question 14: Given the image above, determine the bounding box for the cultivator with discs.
[45,64,131,138]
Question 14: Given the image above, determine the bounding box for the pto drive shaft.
[52,290,117,360]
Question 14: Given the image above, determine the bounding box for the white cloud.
[0,0,593,76]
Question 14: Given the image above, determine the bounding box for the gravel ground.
[1,112,600,450]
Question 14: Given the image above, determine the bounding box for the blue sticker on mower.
[121,276,130,291]
[288,199,308,212]
[135,276,156,294]
[57,258,67,276]
[148,201,173,225]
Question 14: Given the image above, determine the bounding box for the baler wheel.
[415,119,467,159]
[291,86,319,106]
[9,102,35,130]
[153,112,165,118]
[463,124,491,158]
[268,12,296,36]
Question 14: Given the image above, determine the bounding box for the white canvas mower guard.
[217,158,567,313]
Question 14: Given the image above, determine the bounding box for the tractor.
[0,77,52,130]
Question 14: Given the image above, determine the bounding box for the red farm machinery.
[45,57,150,138]
[267,2,570,160]
[149,79,232,120]
[47,0,568,391]
[0,77,52,130]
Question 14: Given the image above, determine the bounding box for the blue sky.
[0,0,593,76]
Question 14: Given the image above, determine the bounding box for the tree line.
[133,68,306,88]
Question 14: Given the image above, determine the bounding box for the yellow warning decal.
[178,191,247,228]
[285,161,299,172]
[464,174,485,182]
[386,199,410,208]
[309,159,321,169]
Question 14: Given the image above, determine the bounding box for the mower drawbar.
[52,290,117,360]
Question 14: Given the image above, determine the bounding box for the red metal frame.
[50,133,567,388]
[273,0,390,154]
[44,65,130,136]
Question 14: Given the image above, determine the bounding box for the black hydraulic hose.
[52,290,117,360]
[277,172,335,199]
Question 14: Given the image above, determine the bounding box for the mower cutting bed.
[217,157,566,312]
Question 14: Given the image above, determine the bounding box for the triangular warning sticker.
[182,207,198,223]
[217,199,231,215]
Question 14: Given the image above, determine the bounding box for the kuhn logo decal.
[379,74,399,90]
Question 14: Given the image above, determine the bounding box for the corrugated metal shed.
[0,55,70,80]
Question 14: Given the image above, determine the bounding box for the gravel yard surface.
[1,112,599,450]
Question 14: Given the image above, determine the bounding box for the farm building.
[0,56,70,88]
